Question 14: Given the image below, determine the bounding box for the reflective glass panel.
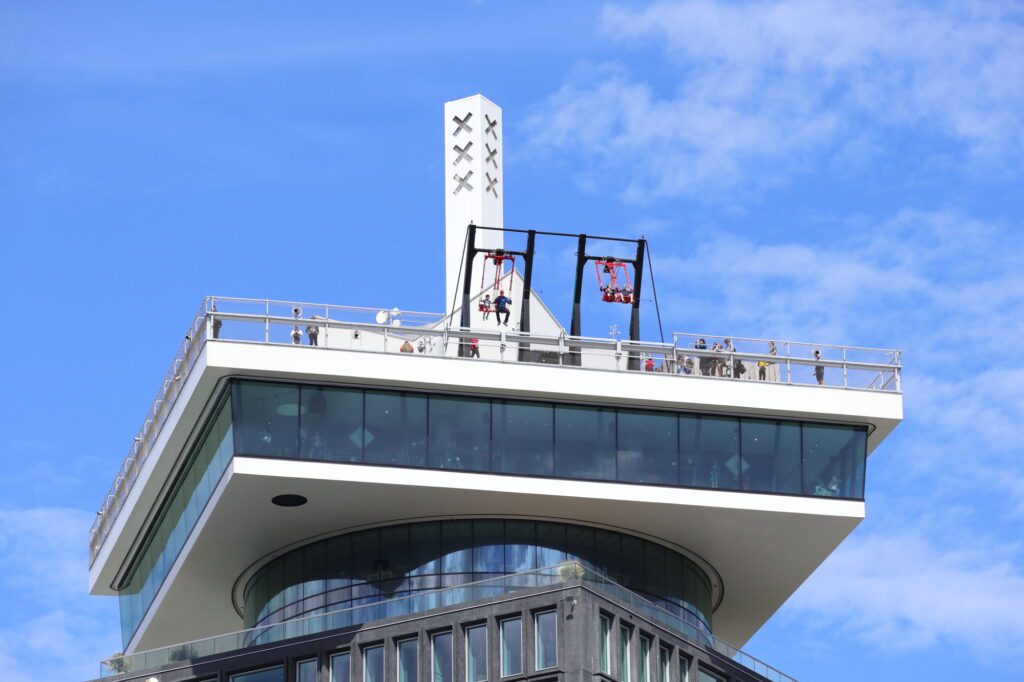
[599,615,612,674]
[617,409,678,484]
[640,635,651,682]
[741,419,801,494]
[233,382,299,457]
[428,396,490,471]
[231,667,284,682]
[398,638,418,682]
[619,626,631,682]
[364,391,427,467]
[492,400,554,476]
[227,380,866,501]
[696,668,724,682]
[331,652,351,682]
[536,610,557,670]
[554,405,616,480]
[501,617,523,677]
[466,624,487,682]
[694,417,739,490]
[432,632,453,682]
[802,424,867,498]
[297,658,317,682]
[299,386,363,462]
[364,645,384,682]
[659,647,670,682]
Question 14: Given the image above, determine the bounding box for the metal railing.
[99,562,796,682]
[89,296,902,564]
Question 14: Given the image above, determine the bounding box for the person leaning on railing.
[757,341,777,381]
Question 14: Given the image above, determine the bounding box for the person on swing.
[493,290,512,326]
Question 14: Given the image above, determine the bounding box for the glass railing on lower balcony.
[100,562,795,682]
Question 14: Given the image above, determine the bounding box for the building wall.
[95,583,772,682]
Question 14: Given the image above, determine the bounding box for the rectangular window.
[802,423,867,498]
[232,381,300,457]
[432,631,453,682]
[398,638,418,682]
[296,658,317,682]
[599,614,612,674]
[639,635,651,682]
[500,617,523,677]
[679,656,689,682]
[659,647,670,682]
[492,400,554,476]
[299,385,363,462]
[619,625,631,682]
[694,416,740,490]
[466,624,488,682]
[428,395,491,471]
[554,405,616,481]
[230,667,284,682]
[617,409,678,484]
[363,645,384,682]
[535,610,558,670]
[696,667,724,682]
[331,652,351,682]
[364,391,427,467]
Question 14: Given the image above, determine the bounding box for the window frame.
[534,609,559,671]
[465,622,488,682]
[619,624,632,682]
[330,651,351,682]
[362,644,384,682]
[599,613,613,674]
[396,637,419,682]
[639,633,652,682]
[500,616,524,678]
[431,630,454,682]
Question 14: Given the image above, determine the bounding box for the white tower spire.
[444,94,503,316]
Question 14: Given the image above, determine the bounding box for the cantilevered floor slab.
[89,340,899,652]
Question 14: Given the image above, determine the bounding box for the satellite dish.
[375,310,388,324]
[391,307,401,318]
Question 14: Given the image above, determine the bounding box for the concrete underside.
[129,456,862,652]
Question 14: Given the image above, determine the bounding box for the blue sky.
[2,1,1023,680]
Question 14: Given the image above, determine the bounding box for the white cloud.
[786,529,1024,658]
[648,207,1024,660]
[527,1,1024,200]
[0,508,121,682]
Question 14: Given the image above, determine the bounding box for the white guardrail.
[89,296,902,564]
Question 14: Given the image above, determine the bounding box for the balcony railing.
[99,562,796,682]
[89,296,901,564]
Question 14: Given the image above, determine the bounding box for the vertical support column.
[568,234,587,367]
[518,229,537,363]
[458,224,477,357]
[445,95,504,318]
[627,238,646,370]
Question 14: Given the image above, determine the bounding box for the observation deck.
[88,296,902,655]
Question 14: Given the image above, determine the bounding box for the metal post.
[264,300,270,343]
[627,238,646,370]
[518,229,537,363]
[785,342,791,383]
[459,224,478,357]
[568,234,587,367]
[842,347,848,388]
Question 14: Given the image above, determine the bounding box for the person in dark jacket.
[493,290,512,326]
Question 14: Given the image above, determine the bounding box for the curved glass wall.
[243,519,714,635]
[118,395,234,646]
[232,380,868,499]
